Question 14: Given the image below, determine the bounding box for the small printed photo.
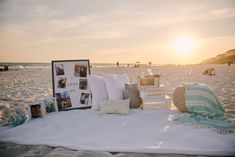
[79,78,88,90]
[74,64,87,77]
[80,93,89,105]
[55,64,65,76]
[43,97,58,114]
[57,77,66,88]
[28,103,43,119]
[56,91,72,111]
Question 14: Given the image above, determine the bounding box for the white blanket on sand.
[0,109,235,156]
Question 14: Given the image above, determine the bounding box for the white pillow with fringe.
[99,99,130,115]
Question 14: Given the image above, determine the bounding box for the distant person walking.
[228,61,231,67]
[4,65,8,71]
[117,61,119,67]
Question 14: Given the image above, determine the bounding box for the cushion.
[124,83,142,108]
[172,84,188,112]
[99,99,130,115]
[103,74,129,100]
[87,75,109,111]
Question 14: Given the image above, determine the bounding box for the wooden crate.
[137,74,160,89]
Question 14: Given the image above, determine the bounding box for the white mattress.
[0,109,235,156]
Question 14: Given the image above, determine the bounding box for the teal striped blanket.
[174,83,235,133]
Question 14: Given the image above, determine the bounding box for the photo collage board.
[52,60,91,111]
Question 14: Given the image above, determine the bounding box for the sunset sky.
[0,0,235,64]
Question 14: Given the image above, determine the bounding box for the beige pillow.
[123,83,142,108]
[99,99,130,115]
[172,84,188,112]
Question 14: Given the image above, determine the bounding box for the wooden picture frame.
[52,60,91,111]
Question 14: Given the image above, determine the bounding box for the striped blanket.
[174,83,235,133]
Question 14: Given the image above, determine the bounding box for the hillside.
[201,49,235,64]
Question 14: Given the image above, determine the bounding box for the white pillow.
[87,75,108,111]
[99,99,130,115]
[103,74,129,100]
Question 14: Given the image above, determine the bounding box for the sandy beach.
[0,64,235,156]
[1,64,235,122]
[1,0,235,156]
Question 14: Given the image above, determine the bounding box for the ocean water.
[0,62,50,70]
[0,62,119,70]
[0,63,235,124]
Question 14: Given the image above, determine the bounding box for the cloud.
[0,0,235,50]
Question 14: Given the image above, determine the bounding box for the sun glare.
[174,36,197,55]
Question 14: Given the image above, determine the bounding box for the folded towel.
[174,83,235,133]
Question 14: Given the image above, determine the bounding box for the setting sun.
[174,36,197,55]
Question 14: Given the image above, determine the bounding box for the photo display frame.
[28,103,44,119]
[52,60,91,111]
[43,97,58,114]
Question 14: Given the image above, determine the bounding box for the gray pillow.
[124,83,142,108]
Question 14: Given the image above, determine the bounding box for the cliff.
[201,49,235,64]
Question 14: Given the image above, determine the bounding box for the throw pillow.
[172,84,188,112]
[87,75,109,111]
[103,74,129,100]
[124,83,142,108]
[99,99,130,115]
